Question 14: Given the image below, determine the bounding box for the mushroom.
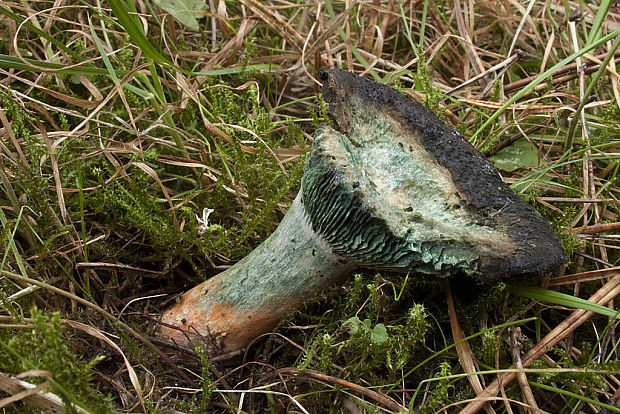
[160,69,564,354]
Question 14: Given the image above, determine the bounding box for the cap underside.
[302,69,564,280]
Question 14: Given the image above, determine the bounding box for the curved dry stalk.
[445,283,495,414]
[275,368,408,413]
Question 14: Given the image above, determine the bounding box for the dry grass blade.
[446,51,522,96]
[0,107,28,166]
[304,1,358,61]
[453,0,488,86]
[509,327,539,413]
[199,19,259,75]
[4,70,101,108]
[39,121,69,226]
[276,368,408,413]
[445,283,495,414]
[75,262,168,276]
[62,320,146,413]
[0,374,58,412]
[238,0,303,53]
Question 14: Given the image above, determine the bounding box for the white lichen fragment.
[196,207,214,236]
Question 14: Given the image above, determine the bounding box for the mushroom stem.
[160,192,355,353]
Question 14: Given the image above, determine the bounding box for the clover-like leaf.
[371,323,389,344]
[344,316,361,335]
[489,138,538,172]
[152,0,207,30]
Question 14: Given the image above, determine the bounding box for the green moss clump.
[413,57,444,116]
[0,308,114,413]
[294,275,431,385]
[418,361,453,414]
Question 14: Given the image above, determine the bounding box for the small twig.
[0,374,63,413]
[510,327,539,413]
[276,368,408,413]
[445,282,495,414]
[570,222,620,234]
[548,267,620,287]
[571,250,613,268]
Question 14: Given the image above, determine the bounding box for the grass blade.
[106,0,171,64]
[0,5,83,61]
[508,285,620,319]
[0,54,120,75]
[586,0,613,45]
[566,34,620,148]
[471,29,620,140]
[530,381,620,413]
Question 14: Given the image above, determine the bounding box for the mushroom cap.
[301,69,564,280]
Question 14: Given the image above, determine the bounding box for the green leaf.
[371,323,389,344]
[508,285,620,319]
[0,54,116,76]
[488,138,538,172]
[107,0,171,64]
[344,316,361,334]
[361,318,371,331]
[152,0,207,30]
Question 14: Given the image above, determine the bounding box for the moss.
[529,345,614,401]
[1,91,43,166]
[309,94,330,126]
[2,1,617,411]
[181,347,215,413]
[413,57,444,116]
[418,361,453,414]
[292,274,432,385]
[0,308,115,413]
